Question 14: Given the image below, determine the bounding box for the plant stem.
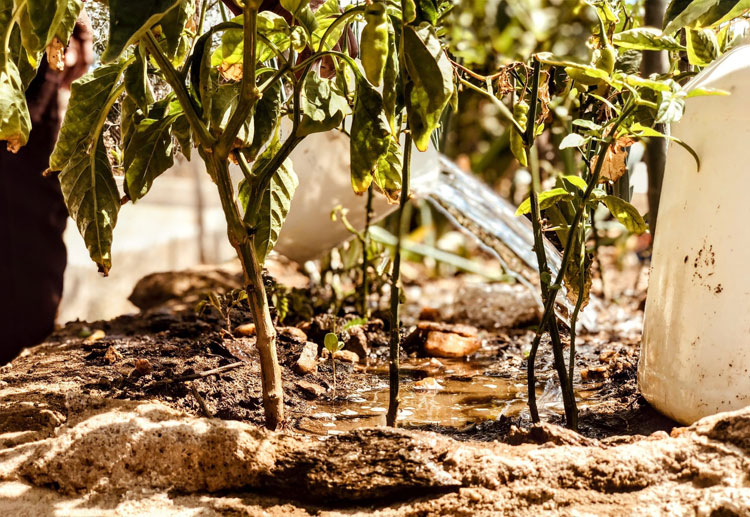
[331,355,336,395]
[206,152,284,429]
[568,221,587,385]
[524,59,577,428]
[144,31,214,148]
[217,2,260,157]
[526,102,634,427]
[591,214,606,298]
[386,133,412,427]
[361,185,374,317]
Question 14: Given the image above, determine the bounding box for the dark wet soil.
[1,284,675,443]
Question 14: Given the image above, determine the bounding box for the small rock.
[134,359,152,376]
[279,326,307,342]
[235,323,256,336]
[422,330,480,358]
[333,350,360,363]
[419,307,441,321]
[416,321,478,338]
[295,342,319,375]
[414,377,443,390]
[580,366,608,380]
[104,346,123,365]
[405,322,481,358]
[345,327,370,358]
[83,329,106,345]
[297,380,326,399]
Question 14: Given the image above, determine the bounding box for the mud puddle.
[297,356,600,436]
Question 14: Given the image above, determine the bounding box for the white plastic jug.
[639,45,750,424]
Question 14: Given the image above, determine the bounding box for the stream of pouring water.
[412,155,597,330]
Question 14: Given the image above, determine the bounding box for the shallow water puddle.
[297,356,598,436]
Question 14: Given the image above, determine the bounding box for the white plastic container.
[273,127,439,263]
[639,45,750,424]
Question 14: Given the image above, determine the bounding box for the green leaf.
[58,135,121,274]
[211,13,291,71]
[560,175,588,192]
[311,0,346,50]
[0,59,31,152]
[572,119,601,131]
[663,0,719,34]
[26,0,59,45]
[324,332,342,353]
[27,0,82,49]
[244,79,282,162]
[629,122,701,171]
[686,28,720,66]
[403,23,453,152]
[686,87,729,97]
[298,72,349,137]
[382,16,400,134]
[9,26,41,89]
[50,62,126,171]
[159,0,194,59]
[613,28,685,52]
[17,5,43,52]
[124,46,154,114]
[281,0,310,16]
[515,188,574,216]
[350,77,391,193]
[101,0,181,63]
[697,0,750,28]
[124,112,178,202]
[559,133,586,149]
[373,138,402,203]
[600,195,647,234]
[172,112,192,159]
[120,95,145,154]
[240,137,299,264]
[655,80,686,125]
[49,0,83,46]
[209,83,253,144]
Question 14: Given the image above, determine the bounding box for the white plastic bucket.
[639,45,750,424]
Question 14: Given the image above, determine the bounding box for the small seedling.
[196,289,248,337]
[324,332,345,395]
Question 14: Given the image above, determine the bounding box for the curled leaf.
[592,136,635,183]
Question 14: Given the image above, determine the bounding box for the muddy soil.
[2,261,743,515]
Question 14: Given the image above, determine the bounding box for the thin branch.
[457,77,525,134]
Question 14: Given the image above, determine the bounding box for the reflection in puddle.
[297,356,596,436]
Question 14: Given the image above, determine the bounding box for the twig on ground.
[190,381,213,418]
[145,361,244,390]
